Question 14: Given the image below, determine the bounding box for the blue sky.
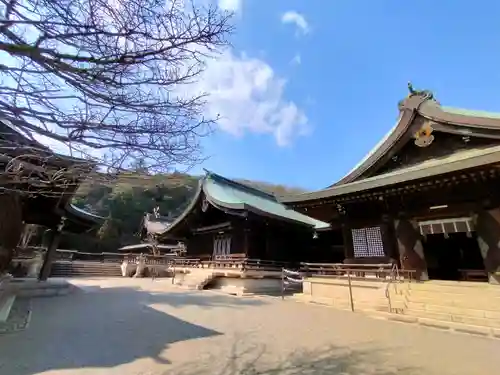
[196,0,500,191]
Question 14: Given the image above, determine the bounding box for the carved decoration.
[201,197,209,212]
[377,133,500,176]
[335,203,346,215]
[407,81,434,100]
[413,122,434,148]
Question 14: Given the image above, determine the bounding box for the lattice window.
[213,235,231,258]
[352,228,368,257]
[351,226,385,258]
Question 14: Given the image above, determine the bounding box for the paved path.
[0,277,499,375]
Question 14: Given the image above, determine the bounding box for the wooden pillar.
[475,207,500,284]
[393,217,428,280]
[38,218,64,281]
[341,222,354,263]
[243,221,250,258]
[381,215,399,262]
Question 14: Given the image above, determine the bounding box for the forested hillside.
[61,172,306,252]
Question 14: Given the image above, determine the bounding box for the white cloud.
[281,11,310,35]
[290,54,301,65]
[218,0,242,12]
[194,50,309,146]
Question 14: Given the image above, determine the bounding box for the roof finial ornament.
[153,205,160,218]
[408,81,416,95]
[406,81,434,100]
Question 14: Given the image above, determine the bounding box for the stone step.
[407,301,500,319]
[292,294,394,312]
[0,294,16,322]
[404,308,500,329]
[51,269,122,277]
[52,268,121,273]
[361,309,419,324]
[52,273,122,276]
[174,274,214,289]
[52,268,122,273]
[410,283,500,296]
[54,265,120,268]
[417,318,495,337]
[408,295,500,311]
[51,269,121,275]
[409,288,500,301]
[363,310,499,337]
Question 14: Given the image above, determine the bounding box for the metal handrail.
[385,265,417,312]
[299,263,394,280]
[384,263,398,312]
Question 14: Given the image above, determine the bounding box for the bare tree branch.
[0,0,233,173]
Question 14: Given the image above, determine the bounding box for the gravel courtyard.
[0,277,499,375]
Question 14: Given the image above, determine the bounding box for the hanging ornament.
[202,197,209,212]
[414,122,434,147]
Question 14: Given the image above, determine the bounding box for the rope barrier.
[281,268,304,299]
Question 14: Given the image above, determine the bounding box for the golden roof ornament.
[414,122,434,147]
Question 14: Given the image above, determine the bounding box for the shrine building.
[280,85,500,284]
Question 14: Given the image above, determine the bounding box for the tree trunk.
[0,193,23,274]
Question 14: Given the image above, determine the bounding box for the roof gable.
[158,171,330,237]
[281,84,500,204]
[334,85,500,186]
[203,172,330,229]
[375,132,500,176]
[281,145,500,203]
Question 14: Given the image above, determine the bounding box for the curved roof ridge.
[155,177,205,236]
[331,111,404,187]
[158,171,330,236]
[331,90,433,186]
[418,100,500,129]
[203,169,277,201]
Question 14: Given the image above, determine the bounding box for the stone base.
[0,298,31,334]
[489,273,500,285]
[1,278,73,298]
[209,275,283,296]
[301,276,388,311]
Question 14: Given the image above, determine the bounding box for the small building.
[0,119,103,279]
[281,84,500,284]
[156,171,330,264]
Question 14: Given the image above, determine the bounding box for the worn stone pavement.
[0,277,499,375]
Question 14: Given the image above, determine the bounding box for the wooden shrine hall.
[155,171,330,264]
[280,84,500,284]
[0,118,103,280]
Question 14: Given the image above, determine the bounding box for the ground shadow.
[170,338,422,375]
[0,285,233,375]
[74,283,268,309]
